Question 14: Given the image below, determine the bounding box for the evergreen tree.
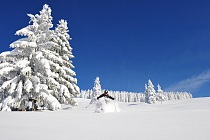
[0,4,60,111]
[145,79,156,104]
[88,77,102,105]
[0,4,79,111]
[93,77,102,97]
[156,84,166,103]
[55,20,79,91]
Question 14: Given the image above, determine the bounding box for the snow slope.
[0,97,210,140]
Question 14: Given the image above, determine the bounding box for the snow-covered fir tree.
[93,77,102,97]
[45,19,80,105]
[145,79,156,104]
[0,4,79,111]
[156,84,166,103]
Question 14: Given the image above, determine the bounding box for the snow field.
[0,97,210,140]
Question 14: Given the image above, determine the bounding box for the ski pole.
[113,100,117,112]
[85,103,91,108]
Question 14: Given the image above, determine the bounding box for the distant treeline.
[78,90,192,103]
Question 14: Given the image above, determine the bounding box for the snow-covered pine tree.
[93,77,102,97]
[88,77,102,105]
[156,84,166,103]
[0,54,34,111]
[0,3,46,110]
[0,4,79,111]
[144,83,149,103]
[0,4,61,111]
[45,19,80,106]
[145,79,156,104]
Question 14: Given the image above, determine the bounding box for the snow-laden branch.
[0,67,16,76]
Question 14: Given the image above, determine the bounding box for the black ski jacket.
[97,93,114,100]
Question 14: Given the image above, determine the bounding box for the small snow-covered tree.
[145,79,156,104]
[156,84,166,103]
[93,77,102,97]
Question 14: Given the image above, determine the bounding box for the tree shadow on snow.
[128,104,138,106]
[62,106,73,110]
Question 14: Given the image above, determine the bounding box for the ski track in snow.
[0,97,210,140]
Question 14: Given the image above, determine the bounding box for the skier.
[86,90,114,109]
[97,90,114,100]
[94,90,118,113]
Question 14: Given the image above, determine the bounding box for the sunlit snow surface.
[0,97,210,140]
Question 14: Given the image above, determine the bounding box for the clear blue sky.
[0,0,210,97]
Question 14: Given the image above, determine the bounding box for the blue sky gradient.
[0,0,210,97]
